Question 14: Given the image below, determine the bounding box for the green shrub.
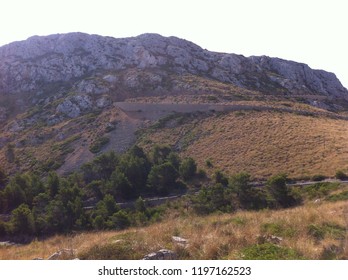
[231,217,247,226]
[326,190,348,202]
[335,170,347,180]
[78,240,142,260]
[308,224,325,241]
[179,157,197,181]
[0,220,8,236]
[261,222,297,238]
[241,243,302,260]
[301,182,340,199]
[308,223,345,241]
[10,203,36,235]
[266,174,297,208]
[89,136,110,153]
[205,158,213,168]
[311,174,326,182]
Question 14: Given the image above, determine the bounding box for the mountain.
[1,32,347,100]
[0,33,347,177]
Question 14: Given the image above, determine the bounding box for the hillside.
[1,198,347,260]
[1,33,348,260]
[137,103,348,179]
[0,33,348,177]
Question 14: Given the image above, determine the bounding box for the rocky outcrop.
[0,32,346,101]
[56,94,93,118]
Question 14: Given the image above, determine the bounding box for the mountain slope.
[0,33,347,177]
[0,33,347,99]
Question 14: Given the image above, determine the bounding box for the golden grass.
[140,110,348,179]
[1,200,347,260]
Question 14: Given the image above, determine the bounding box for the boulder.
[257,234,283,245]
[172,236,189,247]
[47,249,76,260]
[143,249,177,260]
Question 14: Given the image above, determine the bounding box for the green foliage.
[107,210,131,230]
[107,170,134,200]
[135,197,147,213]
[5,144,15,163]
[147,162,179,195]
[150,145,172,165]
[81,151,119,182]
[1,172,45,211]
[241,243,302,260]
[167,152,181,170]
[118,153,150,194]
[205,158,213,168]
[179,157,197,181]
[0,167,7,187]
[261,222,297,238]
[10,204,36,235]
[89,136,110,153]
[0,220,7,236]
[311,174,326,182]
[229,172,252,209]
[214,170,228,186]
[335,170,347,180]
[231,217,248,226]
[266,174,297,208]
[308,223,345,241]
[191,184,233,215]
[47,172,60,198]
[78,240,142,260]
[301,182,340,199]
[326,190,348,202]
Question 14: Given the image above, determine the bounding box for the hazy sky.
[1,0,347,87]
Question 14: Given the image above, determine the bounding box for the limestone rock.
[47,249,76,260]
[56,94,93,118]
[143,249,177,260]
[96,96,112,108]
[257,234,283,245]
[56,99,81,118]
[172,236,189,247]
[0,32,346,103]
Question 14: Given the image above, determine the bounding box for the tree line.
[0,145,197,238]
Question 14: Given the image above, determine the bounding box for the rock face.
[0,32,347,101]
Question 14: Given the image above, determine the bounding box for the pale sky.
[1,0,347,87]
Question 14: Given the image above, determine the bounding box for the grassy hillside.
[1,199,347,260]
[138,109,348,179]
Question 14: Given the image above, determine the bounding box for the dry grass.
[140,110,348,179]
[1,200,347,260]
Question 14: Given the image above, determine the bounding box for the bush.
[307,224,325,241]
[10,204,36,235]
[0,220,8,236]
[335,170,347,180]
[266,174,297,208]
[179,157,197,181]
[78,240,142,260]
[89,136,110,153]
[107,210,131,230]
[326,190,348,202]
[205,158,213,168]
[241,243,302,260]
[261,222,297,238]
[302,182,340,199]
[147,162,179,195]
[311,174,326,182]
[307,223,345,242]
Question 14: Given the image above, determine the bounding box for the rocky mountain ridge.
[0,32,347,101]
